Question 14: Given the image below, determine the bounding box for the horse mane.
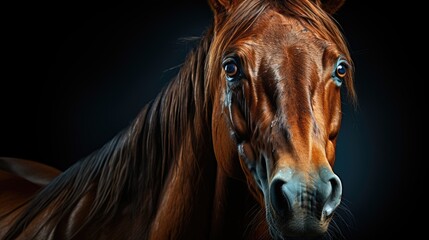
[3,0,355,239]
[3,26,215,240]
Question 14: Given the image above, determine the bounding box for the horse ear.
[209,0,242,18]
[314,0,345,14]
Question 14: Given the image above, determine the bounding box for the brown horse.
[0,0,356,239]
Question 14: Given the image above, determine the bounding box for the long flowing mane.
[2,0,355,239]
[3,26,215,239]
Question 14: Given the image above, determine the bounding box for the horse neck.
[2,28,218,240]
[134,30,220,239]
[143,28,269,238]
[3,27,262,240]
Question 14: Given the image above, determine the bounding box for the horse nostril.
[270,178,291,216]
[322,174,342,218]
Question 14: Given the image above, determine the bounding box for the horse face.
[210,0,353,238]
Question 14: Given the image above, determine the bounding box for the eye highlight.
[222,57,241,82]
[332,59,349,87]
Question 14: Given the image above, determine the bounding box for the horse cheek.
[212,97,244,179]
[229,102,248,140]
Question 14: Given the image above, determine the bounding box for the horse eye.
[222,58,240,81]
[224,63,238,77]
[333,60,348,86]
[336,63,347,78]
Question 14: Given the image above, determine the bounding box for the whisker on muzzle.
[325,199,356,239]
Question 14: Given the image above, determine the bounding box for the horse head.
[209,0,355,238]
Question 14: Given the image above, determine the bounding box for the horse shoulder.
[52,189,97,239]
[0,158,62,238]
[54,186,135,239]
[0,169,41,236]
[0,157,61,186]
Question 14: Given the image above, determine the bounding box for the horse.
[0,0,356,239]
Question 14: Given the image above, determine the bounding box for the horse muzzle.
[266,167,342,238]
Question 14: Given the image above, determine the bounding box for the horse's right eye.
[222,58,241,81]
[224,63,238,77]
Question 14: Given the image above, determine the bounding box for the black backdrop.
[1,0,421,239]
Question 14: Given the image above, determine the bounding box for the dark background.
[1,0,421,239]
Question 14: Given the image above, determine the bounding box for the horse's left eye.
[222,58,240,81]
[333,60,348,86]
[336,63,347,78]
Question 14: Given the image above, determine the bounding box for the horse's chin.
[266,209,330,239]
